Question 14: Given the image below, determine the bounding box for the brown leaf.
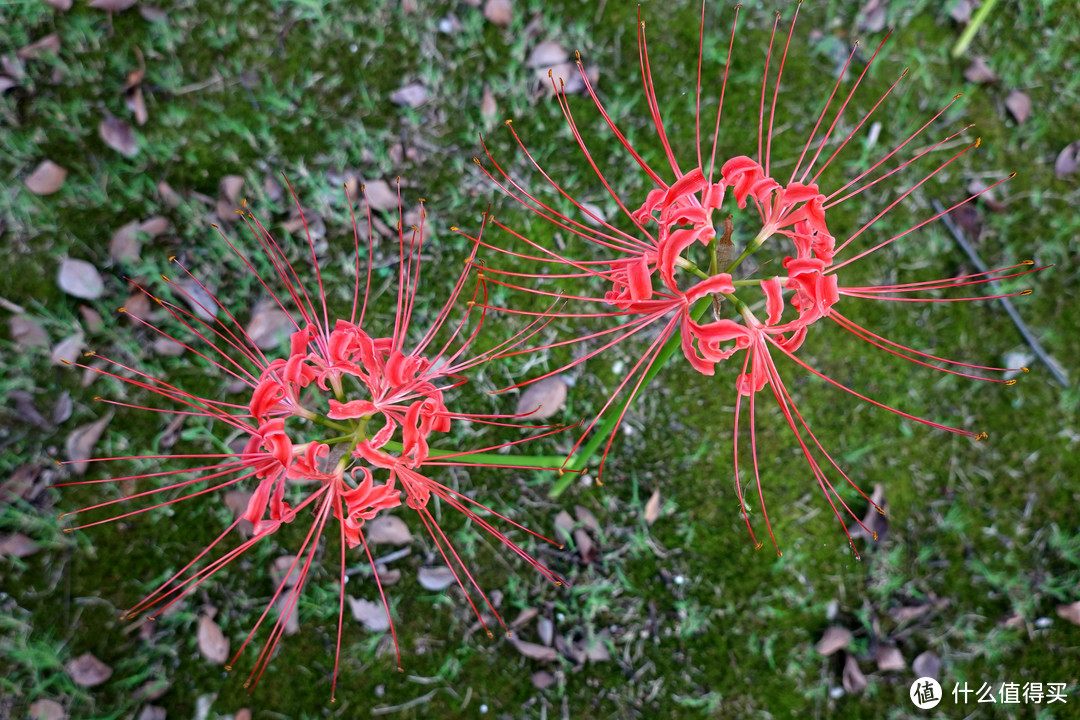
[574,505,599,533]
[274,595,299,636]
[136,706,166,720]
[67,652,113,687]
[531,670,556,689]
[52,390,73,424]
[950,0,975,23]
[25,160,67,195]
[573,528,597,564]
[125,85,148,126]
[139,6,167,22]
[553,510,574,542]
[99,113,139,157]
[270,555,300,588]
[644,489,661,525]
[158,180,182,208]
[480,83,497,127]
[418,565,456,591]
[515,376,567,420]
[963,57,997,84]
[88,0,137,11]
[18,34,61,60]
[967,178,1006,212]
[815,626,852,656]
[9,315,49,349]
[174,279,219,321]
[348,596,391,632]
[11,390,49,429]
[537,616,554,646]
[153,336,185,357]
[1005,90,1031,124]
[234,710,251,720]
[526,40,568,68]
[842,653,867,694]
[197,614,229,664]
[483,0,512,26]
[28,699,66,720]
[58,258,105,300]
[1056,601,1080,625]
[364,515,412,545]
[42,0,73,10]
[856,0,886,33]
[0,533,39,559]
[79,305,104,333]
[389,83,427,108]
[109,221,142,264]
[245,304,293,351]
[65,413,113,474]
[51,332,84,365]
[364,179,398,212]
[584,632,611,662]
[875,645,906,672]
[912,651,941,680]
[511,637,557,662]
[1054,141,1080,179]
[0,76,18,93]
[220,175,244,205]
[1,464,43,504]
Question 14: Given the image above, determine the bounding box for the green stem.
[381,439,570,469]
[951,0,999,58]
[549,296,713,497]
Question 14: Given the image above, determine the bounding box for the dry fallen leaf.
[364,179,398,212]
[17,34,61,60]
[245,304,293,350]
[1,464,43,505]
[363,515,412,545]
[153,337,185,357]
[79,305,104,333]
[856,0,886,33]
[9,315,49,349]
[816,626,852,656]
[174,279,219,321]
[1056,601,1080,626]
[964,57,997,84]
[52,390,74,424]
[515,376,567,420]
[480,83,498,127]
[0,533,39,559]
[418,565,456,591]
[11,390,49,429]
[139,5,167,22]
[950,0,976,22]
[65,413,112,474]
[136,706,166,720]
[1005,90,1031,124]
[912,650,941,680]
[28,699,66,720]
[51,332,84,365]
[553,510,574,543]
[390,83,427,108]
[43,0,73,10]
[526,40,568,68]
[573,528,597,564]
[537,616,554,646]
[1054,141,1080,179]
[270,555,300,588]
[484,0,512,26]
[99,112,139,157]
[220,175,244,205]
[125,84,148,126]
[197,614,229,664]
[584,633,611,662]
[25,160,67,195]
[58,258,105,299]
[644,489,661,525]
[842,653,867,694]
[348,596,391,632]
[275,595,299,636]
[531,670,556,689]
[511,637,557,662]
[158,180,182,208]
[67,652,113,687]
[875,645,906,672]
[89,0,137,11]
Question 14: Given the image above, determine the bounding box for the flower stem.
[548,296,713,497]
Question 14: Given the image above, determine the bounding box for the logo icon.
[910,677,943,709]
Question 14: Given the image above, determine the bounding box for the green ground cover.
[2,1,1078,718]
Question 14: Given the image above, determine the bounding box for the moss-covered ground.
[2,1,1078,718]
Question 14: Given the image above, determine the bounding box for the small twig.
[370,689,439,716]
[932,199,1068,387]
[345,547,411,576]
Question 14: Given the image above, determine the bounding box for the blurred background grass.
[1,1,1078,718]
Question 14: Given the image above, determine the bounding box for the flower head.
[59,180,566,697]
[473,5,1043,555]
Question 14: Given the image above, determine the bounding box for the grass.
[2,1,1079,718]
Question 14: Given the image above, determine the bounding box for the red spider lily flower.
[472,4,1044,556]
[57,181,568,698]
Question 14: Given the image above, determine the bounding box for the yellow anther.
[118,307,126,312]
[776,550,783,557]
[63,527,73,533]
[877,508,887,516]
[575,50,581,63]
[411,225,419,232]
[900,67,909,77]
[557,544,565,551]
[1021,289,1033,295]
[976,432,989,441]
[974,137,981,148]
[168,255,177,262]
[547,69,553,79]
[92,397,101,402]
[84,350,96,357]
[1005,379,1017,385]
[450,226,459,232]
[1009,172,1017,178]
[160,274,170,282]
[360,183,366,191]
[754,542,764,550]
[1021,367,1030,373]
[506,631,513,638]
[225,665,232,671]
[504,119,512,125]
[486,630,493,639]
[60,359,71,365]
[955,93,964,99]
[872,531,878,541]
[1022,260,1034,265]
[554,580,563,586]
